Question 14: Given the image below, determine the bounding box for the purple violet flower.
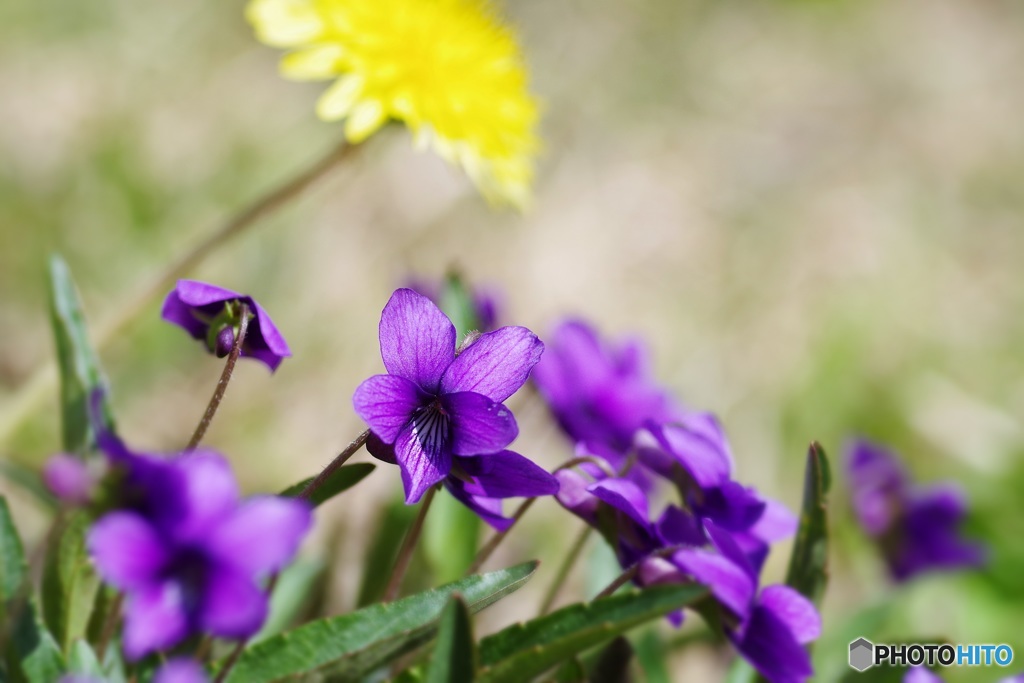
[531,319,685,454]
[154,658,209,683]
[847,439,986,582]
[87,449,312,659]
[353,288,550,505]
[42,453,95,505]
[904,669,944,683]
[161,280,291,372]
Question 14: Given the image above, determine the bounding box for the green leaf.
[252,558,325,643]
[41,510,101,653]
[48,254,113,454]
[1,496,65,683]
[546,658,586,683]
[476,584,707,683]
[65,639,103,678]
[0,460,57,511]
[438,271,481,343]
[785,441,831,608]
[220,561,538,683]
[278,463,376,507]
[424,489,480,583]
[425,595,476,683]
[357,497,418,607]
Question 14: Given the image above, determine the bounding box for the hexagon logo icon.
[849,638,874,672]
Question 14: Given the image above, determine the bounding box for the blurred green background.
[3,0,1024,680]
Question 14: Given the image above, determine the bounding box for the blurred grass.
[3,0,1024,679]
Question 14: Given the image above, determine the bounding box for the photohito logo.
[848,638,1014,672]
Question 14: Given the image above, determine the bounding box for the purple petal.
[671,548,755,620]
[352,374,425,443]
[88,512,169,590]
[444,478,513,531]
[728,596,815,683]
[379,288,456,393]
[197,563,268,639]
[757,585,821,645]
[159,452,239,541]
[394,419,451,503]
[444,392,518,456]
[43,454,93,505]
[154,659,209,683]
[173,280,243,306]
[365,431,397,464]
[440,326,543,403]
[122,581,188,660]
[554,469,600,525]
[846,439,907,536]
[589,478,650,529]
[696,482,767,533]
[655,505,706,547]
[704,521,759,580]
[209,497,313,575]
[645,416,733,488]
[243,300,292,372]
[904,668,945,683]
[454,451,560,498]
[750,498,798,543]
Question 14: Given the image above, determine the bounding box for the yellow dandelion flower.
[247,0,540,208]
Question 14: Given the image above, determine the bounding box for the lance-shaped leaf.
[439,271,482,343]
[425,595,476,683]
[475,584,707,683]
[785,441,831,608]
[48,254,113,455]
[278,463,376,507]
[41,510,101,653]
[1,496,65,683]
[219,561,537,683]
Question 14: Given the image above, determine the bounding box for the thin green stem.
[298,429,369,500]
[186,303,249,449]
[538,524,592,615]
[383,486,438,601]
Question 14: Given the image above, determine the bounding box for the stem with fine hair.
[298,429,370,500]
[186,303,249,449]
[0,141,357,451]
[593,545,685,599]
[383,486,438,601]
[538,524,592,615]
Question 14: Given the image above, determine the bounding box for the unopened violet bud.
[43,453,94,505]
[214,325,236,358]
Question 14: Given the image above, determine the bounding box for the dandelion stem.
[0,141,356,450]
[383,486,438,601]
[538,524,592,615]
[298,429,370,500]
[186,303,250,449]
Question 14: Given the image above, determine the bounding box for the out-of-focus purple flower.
[154,658,209,683]
[531,320,685,454]
[353,288,548,505]
[87,450,312,659]
[847,439,986,582]
[42,453,95,505]
[161,280,291,372]
[904,668,944,683]
[406,276,501,332]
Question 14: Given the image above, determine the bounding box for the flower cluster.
[353,288,558,527]
[537,319,820,683]
[846,439,986,582]
[246,0,540,207]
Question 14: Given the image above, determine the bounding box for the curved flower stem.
[0,141,356,450]
[298,429,370,500]
[383,486,438,602]
[465,497,536,575]
[465,455,618,576]
[593,545,686,599]
[538,524,592,615]
[186,304,250,449]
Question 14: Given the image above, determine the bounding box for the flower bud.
[214,325,235,358]
[43,453,94,505]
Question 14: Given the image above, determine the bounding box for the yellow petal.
[344,100,387,143]
[246,0,323,48]
[315,75,364,121]
[280,45,346,81]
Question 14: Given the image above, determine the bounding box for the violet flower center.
[411,400,451,454]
